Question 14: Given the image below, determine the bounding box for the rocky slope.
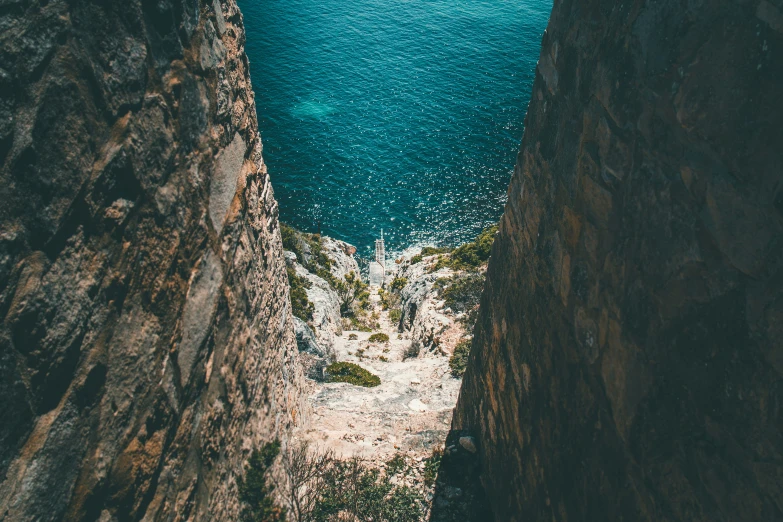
[0,1,305,520]
[451,1,783,521]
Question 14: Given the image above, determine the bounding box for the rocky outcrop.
[453,1,783,521]
[394,254,463,355]
[321,236,360,280]
[0,1,305,520]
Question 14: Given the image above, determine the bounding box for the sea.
[238,0,552,256]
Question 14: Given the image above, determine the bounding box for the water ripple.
[239,0,552,256]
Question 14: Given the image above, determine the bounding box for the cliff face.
[0,1,305,520]
[454,0,783,520]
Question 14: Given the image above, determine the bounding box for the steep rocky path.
[302,291,460,462]
[292,249,473,473]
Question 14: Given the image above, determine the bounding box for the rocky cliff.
[0,1,305,520]
[453,0,783,520]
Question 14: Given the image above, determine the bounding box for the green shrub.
[389,308,402,323]
[386,454,408,476]
[449,225,498,269]
[281,223,333,272]
[449,339,471,377]
[287,267,314,321]
[238,440,286,522]
[438,272,485,314]
[325,362,381,387]
[423,448,443,486]
[348,315,374,332]
[348,333,358,340]
[368,332,389,343]
[310,458,423,522]
[390,277,408,291]
[337,271,370,316]
[421,246,452,256]
[410,254,423,264]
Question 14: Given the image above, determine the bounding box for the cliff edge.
[0,1,305,520]
[452,0,783,520]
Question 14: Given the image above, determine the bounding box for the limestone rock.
[458,436,476,454]
[295,262,341,354]
[294,317,324,357]
[452,1,783,521]
[393,252,460,356]
[321,236,360,279]
[0,1,306,520]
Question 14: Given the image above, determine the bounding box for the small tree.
[238,441,286,522]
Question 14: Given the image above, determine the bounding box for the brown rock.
[0,1,306,520]
[452,1,783,521]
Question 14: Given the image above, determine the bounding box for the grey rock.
[458,436,477,454]
[209,132,246,232]
[294,317,324,357]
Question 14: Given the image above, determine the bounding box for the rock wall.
[0,1,306,520]
[453,0,783,520]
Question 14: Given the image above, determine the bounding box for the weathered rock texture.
[453,1,783,521]
[0,1,305,520]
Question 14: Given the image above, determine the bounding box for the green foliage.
[423,448,443,487]
[410,254,423,264]
[309,458,424,522]
[438,272,485,314]
[238,441,286,522]
[427,226,497,272]
[348,333,358,340]
[420,246,452,256]
[379,287,401,311]
[287,267,314,321]
[449,225,498,269]
[386,454,408,476]
[325,362,381,387]
[336,271,370,316]
[281,223,333,273]
[368,332,389,343]
[449,339,471,377]
[348,315,374,332]
[389,308,402,323]
[390,277,408,291]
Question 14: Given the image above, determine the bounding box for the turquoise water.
[239,0,551,254]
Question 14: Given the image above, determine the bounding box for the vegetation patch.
[348,333,358,340]
[368,332,389,343]
[277,443,424,522]
[389,308,402,323]
[238,440,286,521]
[410,254,423,264]
[423,448,443,487]
[428,225,498,272]
[449,339,471,377]
[386,454,409,476]
[325,362,381,387]
[390,276,408,291]
[421,246,453,256]
[435,271,485,333]
[449,225,498,269]
[287,267,314,321]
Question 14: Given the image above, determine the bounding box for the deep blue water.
[239,0,551,254]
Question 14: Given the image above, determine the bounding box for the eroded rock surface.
[0,1,305,520]
[452,1,783,521]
